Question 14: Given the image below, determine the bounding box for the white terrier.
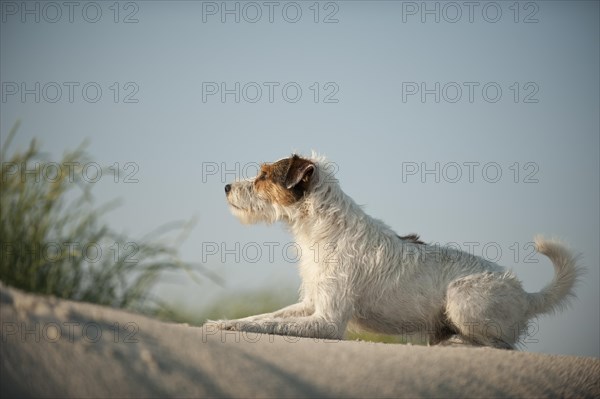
[210,153,582,349]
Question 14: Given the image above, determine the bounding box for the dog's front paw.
[204,319,272,334]
[204,319,237,330]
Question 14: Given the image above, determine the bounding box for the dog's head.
[224,154,321,224]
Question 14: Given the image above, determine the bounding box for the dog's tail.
[526,236,583,317]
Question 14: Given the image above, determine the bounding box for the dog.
[209,153,582,349]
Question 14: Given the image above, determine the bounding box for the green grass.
[0,122,214,314]
[346,330,412,344]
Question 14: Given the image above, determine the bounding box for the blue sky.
[1,1,598,357]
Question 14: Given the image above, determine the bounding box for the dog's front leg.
[241,301,314,320]
[221,315,346,339]
[205,302,314,329]
[270,301,314,318]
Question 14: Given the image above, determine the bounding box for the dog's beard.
[229,204,258,224]
[228,199,279,225]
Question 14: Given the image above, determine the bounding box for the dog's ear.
[285,156,315,189]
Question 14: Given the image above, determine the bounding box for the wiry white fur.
[527,236,583,316]
[209,153,583,349]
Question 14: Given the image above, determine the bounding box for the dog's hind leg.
[444,272,530,349]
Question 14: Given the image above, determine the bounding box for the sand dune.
[1,282,598,398]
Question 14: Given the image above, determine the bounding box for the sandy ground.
[1,282,598,399]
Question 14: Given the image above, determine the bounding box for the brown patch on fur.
[254,155,314,205]
[397,234,425,245]
[284,155,314,191]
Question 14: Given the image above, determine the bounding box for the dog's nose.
[224,184,231,194]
